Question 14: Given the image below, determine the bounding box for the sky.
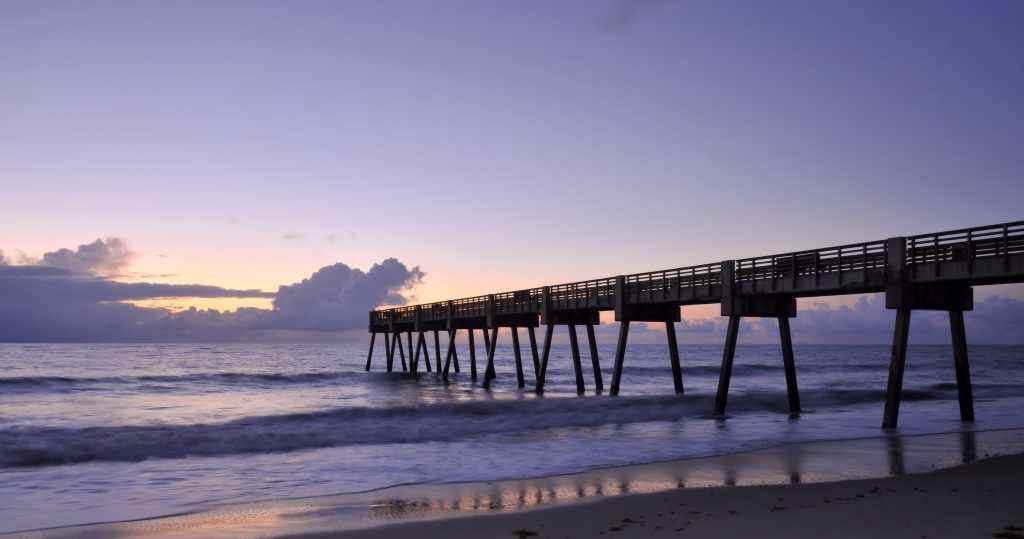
[1,0,1022,343]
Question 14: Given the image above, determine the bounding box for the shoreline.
[9,428,1024,538]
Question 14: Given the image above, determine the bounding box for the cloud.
[602,0,671,30]
[271,259,423,331]
[0,240,424,342]
[38,238,134,275]
[0,249,8,265]
[282,233,306,242]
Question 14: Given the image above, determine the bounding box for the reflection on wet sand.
[364,430,988,523]
[22,430,1019,539]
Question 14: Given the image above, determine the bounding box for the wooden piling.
[468,329,478,380]
[365,332,376,372]
[386,330,395,372]
[536,324,554,394]
[511,327,525,388]
[528,326,541,378]
[778,316,800,413]
[714,316,741,415]
[418,332,431,372]
[483,327,499,388]
[609,321,630,396]
[882,308,912,428]
[568,324,585,394]
[433,330,442,373]
[586,323,603,391]
[396,330,407,372]
[443,328,458,378]
[407,332,415,372]
[666,320,682,394]
[451,330,461,373]
[949,310,974,421]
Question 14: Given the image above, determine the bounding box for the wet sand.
[10,429,1024,539]
[315,449,1024,539]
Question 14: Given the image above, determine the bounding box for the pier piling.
[468,329,478,380]
[586,323,603,391]
[511,327,526,388]
[568,324,585,394]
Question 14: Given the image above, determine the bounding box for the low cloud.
[0,249,8,265]
[272,259,423,331]
[38,238,134,275]
[0,240,424,342]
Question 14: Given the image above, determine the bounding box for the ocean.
[2,342,1024,534]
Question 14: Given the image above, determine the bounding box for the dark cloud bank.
[1,238,1021,343]
[0,239,423,342]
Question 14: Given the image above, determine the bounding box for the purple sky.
[1,1,1022,342]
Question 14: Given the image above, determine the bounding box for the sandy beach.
[315,450,1024,539]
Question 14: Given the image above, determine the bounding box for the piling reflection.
[886,435,906,476]
[960,430,977,464]
[356,429,1001,524]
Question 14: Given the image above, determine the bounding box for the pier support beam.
[611,274,682,396]
[714,261,799,415]
[950,310,974,422]
[779,317,801,413]
[536,324,555,393]
[483,329,494,380]
[406,332,415,372]
[528,326,541,378]
[434,331,442,373]
[386,330,394,372]
[512,327,526,388]
[365,332,376,372]
[882,308,911,429]
[418,332,432,372]
[714,316,740,415]
[483,327,499,389]
[609,321,630,396]
[568,324,585,394]
[535,309,600,395]
[586,323,603,391]
[443,329,458,379]
[882,279,974,428]
[666,320,682,394]
[395,330,407,372]
[468,329,478,380]
[713,312,799,415]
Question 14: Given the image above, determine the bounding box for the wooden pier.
[366,221,1024,427]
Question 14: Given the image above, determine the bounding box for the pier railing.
[549,278,616,310]
[421,302,448,323]
[735,240,888,282]
[625,263,721,303]
[369,220,1024,329]
[453,296,489,318]
[494,288,543,315]
[392,306,417,324]
[908,221,1024,266]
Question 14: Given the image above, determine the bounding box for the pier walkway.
[366,221,1024,427]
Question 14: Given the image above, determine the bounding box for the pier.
[366,221,1024,427]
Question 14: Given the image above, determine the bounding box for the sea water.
[1,342,1023,533]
